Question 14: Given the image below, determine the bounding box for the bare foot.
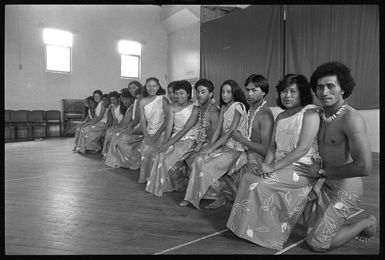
[205,197,226,209]
[355,215,376,243]
[179,200,189,207]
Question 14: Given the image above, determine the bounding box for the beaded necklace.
[197,99,214,143]
[247,100,266,140]
[321,102,346,123]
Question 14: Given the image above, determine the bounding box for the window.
[118,40,141,78]
[43,28,73,73]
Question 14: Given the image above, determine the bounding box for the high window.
[43,28,73,73]
[118,40,141,78]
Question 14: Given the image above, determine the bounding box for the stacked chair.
[5,110,15,141]
[45,110,62,137]
[5,110,63,142]
[28,110,47,139]
[10,110,33,141]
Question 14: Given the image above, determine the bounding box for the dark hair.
[128,81,144,97]
[275,74,313,110]
[120,88,133,115]
[310,61,356,99]
[93,90,103,97]
[86,96,95,103]
[142,77,165,97]
[109,91,120,99]
[84,96,92,116]
[194,79,214,94]
[173,80,192,100]
[219,79,249,111]
[167,81,177,92]
[244,74,269,97]
[101,94,110,108]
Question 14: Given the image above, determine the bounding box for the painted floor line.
[275,207,365,255]
[5,175,51,182]
[154,228,229,255]
[6,168,114,182]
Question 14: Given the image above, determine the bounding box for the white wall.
[168,22,200,81]
[5,5,168,112]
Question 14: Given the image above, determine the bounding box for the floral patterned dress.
[145,103,198,196]
[226,104,321,250]
[138,95,166,183]
[75,102,108,153]
[183,102,248,209]
[104,99,143,169]
[102,104,124,156]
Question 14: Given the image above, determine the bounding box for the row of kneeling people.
[73,61,375,252]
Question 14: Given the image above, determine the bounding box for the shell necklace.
[247,100,266,140]
[197,99,214,143]
[321,102,346,123]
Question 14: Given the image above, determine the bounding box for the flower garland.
[321,102,346,123]
[197,99,214,144]
[247,100,267,140]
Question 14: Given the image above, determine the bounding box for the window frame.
[120,53,141,79]
[44,43,72,74]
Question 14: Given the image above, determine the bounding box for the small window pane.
[46,45,71,72]
[121,55,139,78]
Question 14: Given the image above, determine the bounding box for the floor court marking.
[153,208,365,255]
[154,228,230,255]
[6,168,114,182]
[274,207,365,255]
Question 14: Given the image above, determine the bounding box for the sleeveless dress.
[183,102,248,209]
[138,96,166,183]
[76,102,108,153]
[104,99,143,169]
[74,108,93,146]
[145,103,198,196]
[102,105,125,156]
[226,104,321,250]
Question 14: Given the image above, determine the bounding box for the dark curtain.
[285,5,379,109]
[200,5,283,106]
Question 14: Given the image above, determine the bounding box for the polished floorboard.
[4,138,380,255]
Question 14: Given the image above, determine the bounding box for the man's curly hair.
[310,61,356,99]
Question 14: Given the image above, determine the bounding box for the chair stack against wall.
[5,110,62,142]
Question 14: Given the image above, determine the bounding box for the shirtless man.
[294,61,376,252]
[229,74,274,193]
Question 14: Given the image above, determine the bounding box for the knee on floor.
[305,237,329,252]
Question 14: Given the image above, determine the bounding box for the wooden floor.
[4,138,380,255]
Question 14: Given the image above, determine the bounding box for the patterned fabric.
[304,177,363,251]
[95,102,108,123]
[222,102,248,152]
[145,96,165,135]
[114,105,124,124]
[145,104,197,197]
[101,125,121,155]
[104,127,143,169]
[184,146,243,208]
[226,104,321,250]
[103,100,142,169]
[138,96,166,183]
[228,151,264,193]
[76,121,108,153]
[139,134,165,183]
[145,138,196,196]
[182,102,249,209]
